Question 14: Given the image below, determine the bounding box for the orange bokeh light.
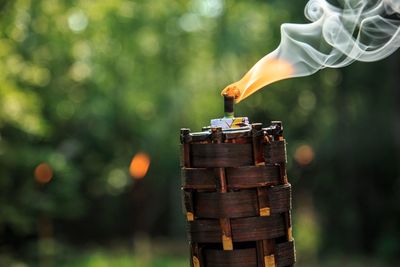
[129,152,150,179]
[34,163,53,184]
[294,144,315,166]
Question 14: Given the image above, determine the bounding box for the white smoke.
[265,0,400,79]
[222,0,400,101]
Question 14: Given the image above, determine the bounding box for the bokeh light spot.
[179,13,203,32]
[129,153,150,179]
[72,41,92,60]
[68,10,88,33]
[194,0,224,18]
[298,90,316,111]
[136,101,156,121]
[34,163,53,184]
[137,30,160,57]
[56,100,75,119]
[69,61,91,82]
[107,169,129,195]
[294,144,315,166]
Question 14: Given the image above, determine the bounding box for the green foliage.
[0,0,399,265]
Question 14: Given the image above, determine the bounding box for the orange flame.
[34,163,53,184]
[222,57,294,103]
[129,152,150,179]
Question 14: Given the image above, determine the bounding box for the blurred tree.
[0,0,399,265]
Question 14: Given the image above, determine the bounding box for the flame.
[222,58,293,103]
[34,163,53,184]
[129,152,150,179]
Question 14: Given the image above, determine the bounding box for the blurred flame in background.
[294,144,315,166]
[129,152,150,179]
[34,163,53,184]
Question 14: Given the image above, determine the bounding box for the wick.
[223,94,235,118]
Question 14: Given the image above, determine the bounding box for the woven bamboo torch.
[180,95,296,267]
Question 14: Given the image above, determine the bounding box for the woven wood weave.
[180,121,296,267]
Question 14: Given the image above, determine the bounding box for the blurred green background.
[1,0,400,266]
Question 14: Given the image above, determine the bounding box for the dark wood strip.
[231,215,286,242]
[214,165,233,250]
[204,248,257,267]
[188,215,287,243]
[188,219,221,243]
[257,187,270,215]
[226,165,280,189]
[264,140,286,164]
[201,241,295,267]
[181,168,216,190]
[191,143,253,168]
[276,241,296,267]
[190,242,203,267]
[182,165,282,190]
[269,184,292,214]
[193,186,291,219]
[251,123,264,165]
[180,129,192,170]
[195,190,259,218]
[182,190,194,220]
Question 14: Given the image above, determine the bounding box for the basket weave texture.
[180,121,296,267]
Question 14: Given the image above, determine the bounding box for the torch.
[180,95,296,267]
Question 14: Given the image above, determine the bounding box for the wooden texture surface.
[182,165,281,190]
[188,214,286,243]
[203,241,295,267]
[181,121,296,267]
[191,143,253,168]
[193,185,291,218]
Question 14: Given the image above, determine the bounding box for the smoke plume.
[222,0,400,102]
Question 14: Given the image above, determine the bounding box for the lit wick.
[223,86,240,118]
[212,86,248,129]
